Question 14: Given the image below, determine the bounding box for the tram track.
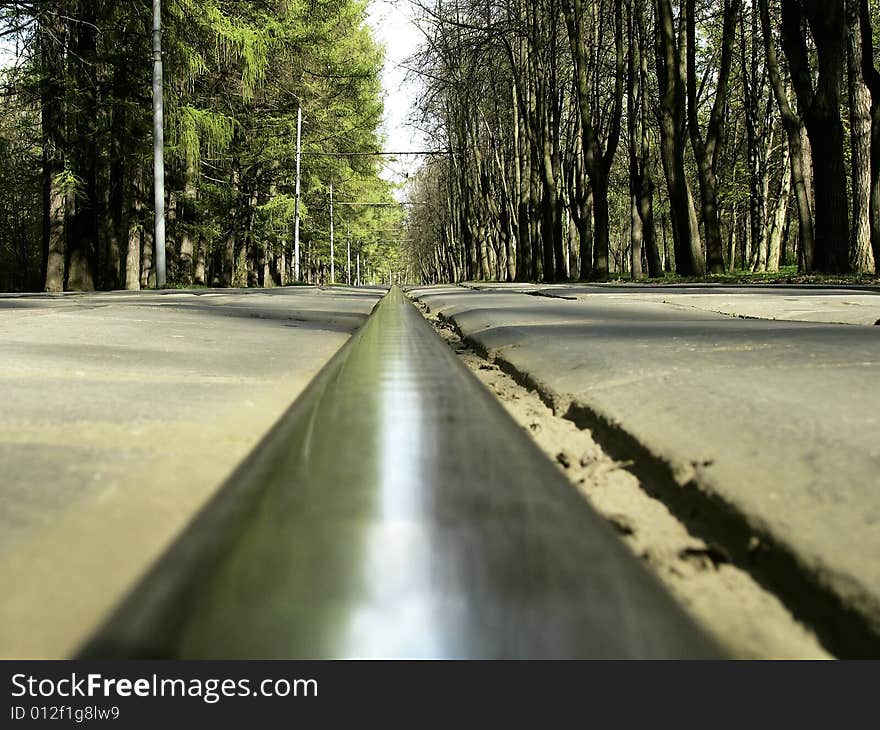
[80,287,720,659]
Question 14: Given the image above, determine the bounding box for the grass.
[605,266,880,287]
[160,283,210,290]
[159,281,314,290]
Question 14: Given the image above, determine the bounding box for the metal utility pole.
[293,105,302,281]
[329,183,335,285]
[356,251,361,287]
[152,0,166,288]
[346,225,351,285]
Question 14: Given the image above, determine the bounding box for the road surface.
[3,281,878,658]
[0,286,383,658]
[410,283,880,656]
[82,288,719,660]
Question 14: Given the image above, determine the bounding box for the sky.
[366,0,428,195]
[0,35,20,68]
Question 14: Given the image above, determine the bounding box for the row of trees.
[0,0,403,293]
[404,0,880,283]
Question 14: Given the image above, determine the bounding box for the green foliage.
[0,0,402,290]
[169,106,235,168]
[165,0,401,285]
[52,169,85,199]
[0,69,42,291]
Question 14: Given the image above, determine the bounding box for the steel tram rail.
[79,287,721,659]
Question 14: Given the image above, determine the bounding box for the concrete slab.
[464,282,880,326]
[410,284,880,655]
[0,286,383,658]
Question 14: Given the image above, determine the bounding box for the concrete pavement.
[465,282,880,326]
[83,289,720,659]
[410,284,880,656]
[0,286,383,658]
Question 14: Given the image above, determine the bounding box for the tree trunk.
[741,3,770,273]
[686,0,740,274]
[578,187,594,280]
[857,1,880,271]
[140,222,155,289]
[194,234,207,286]
[637,5,661,277]
[627,0,644,279]
[767,146,792,272]
[178,161,196,286]
[124,167,143,291]
[562,0,624,280]
[106,67,128,291]
[848,0,875,273]
[780,0,850,273]
[592,171,611,277]
[655,0,705,276]
[759,0,816,271]
[66,2,99,291]
[223,152,241,287]
[40,3,66,293]
[728,205,738,269]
